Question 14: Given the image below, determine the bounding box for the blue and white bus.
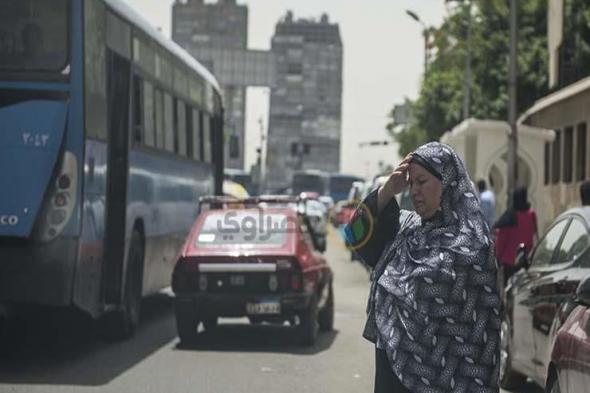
[0,0,224,337]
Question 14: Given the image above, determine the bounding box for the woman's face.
[409,163,443,219]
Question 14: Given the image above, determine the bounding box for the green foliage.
[387,0,549,157]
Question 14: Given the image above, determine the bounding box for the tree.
[387,0,549,157]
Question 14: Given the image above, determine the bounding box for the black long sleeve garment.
[344,189,401,343]
[344,189,401,269]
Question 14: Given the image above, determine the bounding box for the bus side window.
[132,75,143,145]
[143,80,155,147]
[186,106,193,158]
[176,100,187,157]
[203,112,211,163]
[192,108,201,161]
[84,0,107,141]
[154,88,164,149]
[163,92,174,153]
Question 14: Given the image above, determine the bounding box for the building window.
[564,126,573,183]
[577,123,587,181]
[552,130,561,184]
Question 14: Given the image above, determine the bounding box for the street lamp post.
[445,0,473,120]
[507,0,518,207]
[463,0,472,120]
[406,10,429,75]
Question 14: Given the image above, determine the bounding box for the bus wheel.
[101,231,144,340]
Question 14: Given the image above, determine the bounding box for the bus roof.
[104,0,221,94]
[329,173,363,180]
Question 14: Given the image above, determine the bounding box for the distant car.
[318,195,335,213]
[259,194,327,239]
[500,207,590,390]
[547,275,590,393]
[172,196,334,346]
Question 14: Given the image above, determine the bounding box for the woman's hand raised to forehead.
[377,154,412,212]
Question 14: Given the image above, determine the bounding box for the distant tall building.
[173,0,252,170]
[172,3,343,189]
[267,12,343,190]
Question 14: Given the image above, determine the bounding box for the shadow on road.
[176,323,339,355]
[0,295,177,386]
[503,381,544,393]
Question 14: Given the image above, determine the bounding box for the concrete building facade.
[266,12,343,191]
[172,2,343,190]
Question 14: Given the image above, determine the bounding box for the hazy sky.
[122,0,447,179]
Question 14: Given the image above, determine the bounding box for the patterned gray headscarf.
[374,142,500,393]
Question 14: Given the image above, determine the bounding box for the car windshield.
[196,211,296,246]
[0,0,69,72]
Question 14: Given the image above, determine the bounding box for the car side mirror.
[576,275,590,307]
[515,243,530,270]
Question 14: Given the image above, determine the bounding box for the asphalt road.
[0,229,542,393]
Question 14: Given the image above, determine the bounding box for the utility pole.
[258,117,266,193]
[507,0,518,206]
[406,10,429,76]
[463,0,472,119]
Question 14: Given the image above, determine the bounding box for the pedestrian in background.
[494,185,537,286]
[580,180,590,206]
[477,179,496,229]
[345,142,500,393]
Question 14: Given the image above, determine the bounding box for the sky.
[123,0,447,179]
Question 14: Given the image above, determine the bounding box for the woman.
[494,186,537,285]
[345,142,500,393]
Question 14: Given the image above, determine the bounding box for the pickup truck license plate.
[246,301,281,315]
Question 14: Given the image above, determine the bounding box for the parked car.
[172,196,334,346]
[333,200,356,227]
[500,207,590,390]
[546,275,590,393]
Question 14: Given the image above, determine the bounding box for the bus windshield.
[0,0,69,72]
[330,176,360,195]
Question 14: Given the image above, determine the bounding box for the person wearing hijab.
[493,186,537,285]
[344,142,500,393]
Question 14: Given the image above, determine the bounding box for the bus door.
[102,50,131,305]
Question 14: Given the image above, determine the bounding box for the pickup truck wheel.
[297,296,319,346]
[318,284,334,332]
[499,318,527,389]
[175,308,199,345]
